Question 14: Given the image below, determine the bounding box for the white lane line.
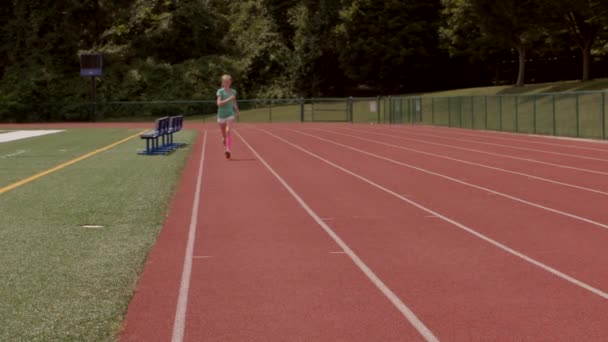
[377,127,608,162]
[259,128,608,300]
[313,127,608,197]
[343,127,608,176]
[235,129,439,342]
[330,251,347,254]
[0,150,26,158]
[412,126,608,153]
[171,131,207,342]
[289,128,608,231]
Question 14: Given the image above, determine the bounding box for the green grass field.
[0,128,197,341]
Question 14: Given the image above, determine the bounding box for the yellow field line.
[0,130,146,195]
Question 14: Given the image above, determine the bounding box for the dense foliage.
[1,0,607,116]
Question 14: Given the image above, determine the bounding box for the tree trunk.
[516,46,526,87]
[581,44,592,81]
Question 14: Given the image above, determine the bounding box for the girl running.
[216,75,240,159]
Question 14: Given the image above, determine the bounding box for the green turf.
[420,78,608,97]
[0,129,146,188]
[0,128,197,341]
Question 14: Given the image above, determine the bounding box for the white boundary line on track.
[411,126,608,153]
[287,128,608,231]
[346,127,608,176]
[235,129,439,342]
[258,128,608,301]
[378,127,608,162]
[310,127,608,197]
[172,131,207,342]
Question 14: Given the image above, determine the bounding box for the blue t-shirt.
[217,88,237,118]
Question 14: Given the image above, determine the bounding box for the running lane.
[180,132,426,341]
[363,125,608,173]
[276,126,608,291]
[237,127,608,341]
[308,126,608,223]
[408,125,608,153]
[343,125,608,192]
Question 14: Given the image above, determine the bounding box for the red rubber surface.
[11,122,605,340]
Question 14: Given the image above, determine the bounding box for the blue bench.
[138,115,186,155]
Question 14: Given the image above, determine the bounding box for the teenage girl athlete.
[216,75,240,159]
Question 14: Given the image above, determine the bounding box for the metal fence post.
[377,96,381,124]
[348,97,353,123]
[552,94,557,135]
[575,93,580,137]
[471,96,475,129]
[459,97,463,128]
[603,92,606,140]
[300,98,304,122]
[448,97,452,127]
[431,97,435,125]
[269,99,273,123]
[533,95,537,134]
[515,96,519,133]
[499,96,503,131]
[484,96,488,129]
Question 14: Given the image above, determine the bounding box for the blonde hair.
[221,75,232,81]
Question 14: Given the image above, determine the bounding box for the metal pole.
[499,96,503,131]
[602,92,606,140]
[431,97,435,125]
[269,100,273,123]
[576,94,580,137]
[448,97,452,127]
[515,96,519,133]
[348,97,353,123]
[377,96,381,124]
[533,96,537,134]
[300,98,304,122]
[484,96,488,129]
[471,96,475,129]
[553,94,557,135]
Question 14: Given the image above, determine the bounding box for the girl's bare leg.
[219,122,227,145]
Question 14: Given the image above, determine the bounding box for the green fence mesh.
[1,91,606,140]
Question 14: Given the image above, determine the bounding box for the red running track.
[121,123,608,341]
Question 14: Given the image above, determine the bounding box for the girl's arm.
[217,95,235,107]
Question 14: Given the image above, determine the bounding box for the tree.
[543,0,608,81]
[336,0,442,93]
[226,0,294,98]
[467,0,545,87]
[289,0,345,96]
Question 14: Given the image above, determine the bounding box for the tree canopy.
[1,0,607,112]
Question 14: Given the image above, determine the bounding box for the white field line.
[340,127,608,176]
[371,126,608,162]
[0,150,26,158]
[172,131,208,342]
[409,126,608,153]
[308,127,608,197]
[259,128,608,301]
[235,129,439,342]
[286,128,608,232]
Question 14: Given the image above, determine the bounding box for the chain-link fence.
[2,92,606,140]
[383,91,607,140]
